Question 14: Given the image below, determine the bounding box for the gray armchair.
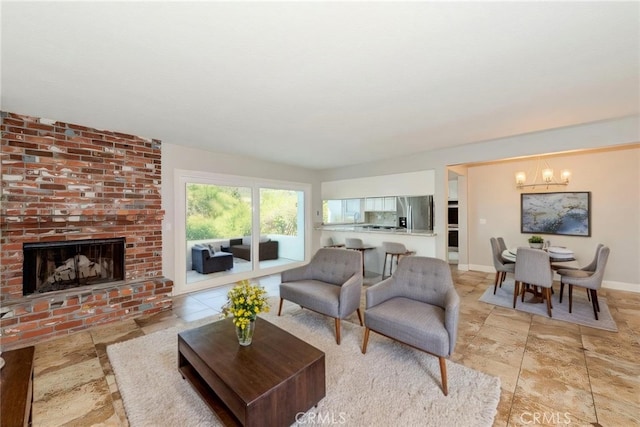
[557,246,610,319]
[278,248,363,344]
[361,256,460,396]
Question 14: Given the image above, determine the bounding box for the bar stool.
[382,241,415,278]
[345,238,371,275]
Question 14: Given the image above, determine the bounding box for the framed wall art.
[521,192,591,237]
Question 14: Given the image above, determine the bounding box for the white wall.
[466,147,639,289]
[321,170,435,198]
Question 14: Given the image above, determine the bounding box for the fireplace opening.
[23,238,125,296]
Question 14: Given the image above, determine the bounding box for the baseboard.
[455,263,470,271]
[469,264,639,294]
[602,281,639,293]
[468,264,493,273]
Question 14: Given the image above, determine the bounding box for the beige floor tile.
[483,306,532,334]
[457,352,521,393]
[89,319,145,345]
[32,376,113,426]
[581,331,640,364]
[508,394,595,426]
[33,357,105,402]
[493,389,513,427]
[514,370,596,423]
[33,331,97,377]
[585,351,640,407]
[465,324,527,368]
[520,336,590,389]
[592,391,640,426]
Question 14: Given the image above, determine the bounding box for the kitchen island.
[318,225,437,276]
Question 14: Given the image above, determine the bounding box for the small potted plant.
[528,235,544,249]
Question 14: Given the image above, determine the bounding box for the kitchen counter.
[318,225,436,236]
[319,226,437,276]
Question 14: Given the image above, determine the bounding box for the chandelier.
[515,157,571,190]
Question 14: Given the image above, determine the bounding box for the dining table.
[501,247,576,264]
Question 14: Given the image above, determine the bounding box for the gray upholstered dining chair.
[557,246,610,320]
[514,247,554,317]
[361,256,460,396]
[557,243,604,303]
[496,237,510,259]
[490,237,515,294]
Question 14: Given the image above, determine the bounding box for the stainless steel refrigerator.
[396,195,434,231]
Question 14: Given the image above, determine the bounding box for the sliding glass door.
[178,170,308,293]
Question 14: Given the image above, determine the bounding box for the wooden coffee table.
[178,317,325,427]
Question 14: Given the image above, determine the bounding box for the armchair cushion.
[365,297,449,356]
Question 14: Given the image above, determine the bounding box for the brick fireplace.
[1,112,173,349]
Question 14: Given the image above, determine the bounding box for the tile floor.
[27,269,640,426]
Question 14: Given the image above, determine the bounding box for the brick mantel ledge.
[0,277,173,350]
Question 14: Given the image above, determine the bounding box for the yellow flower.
[221,280,270,324]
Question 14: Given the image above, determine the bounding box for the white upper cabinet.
[365,197,396,212]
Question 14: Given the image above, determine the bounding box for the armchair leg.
[335,318,341,345]
[356,308,363,326]
[278,298,284,316]
[493,271,500,294]
[362,327,370,354]
[439,357,448,396]
[559,282,564,303]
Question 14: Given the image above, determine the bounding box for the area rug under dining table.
[479,279,618,332]
[107,300,501,427]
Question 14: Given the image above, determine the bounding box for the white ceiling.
[2,1,639,170]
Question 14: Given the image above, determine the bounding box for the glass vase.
[236,320,255,346]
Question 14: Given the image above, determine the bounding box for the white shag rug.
[108,301,500,427]
[479,279,617,332]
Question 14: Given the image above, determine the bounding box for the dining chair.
[496,237,512,263]
[514,247,554,317]
[557,243,604,303]
[556,246,609,320]
[490,238,515,294]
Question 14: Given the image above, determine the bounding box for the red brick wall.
[0,112,172,348]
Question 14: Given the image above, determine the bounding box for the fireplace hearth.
[23,238,125,296]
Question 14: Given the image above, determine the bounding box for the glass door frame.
[173,169,311,296]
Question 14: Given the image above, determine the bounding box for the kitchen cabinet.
[384,197,396,211]
[365,197,396,212]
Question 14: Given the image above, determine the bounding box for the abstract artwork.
[521,192,591,236]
